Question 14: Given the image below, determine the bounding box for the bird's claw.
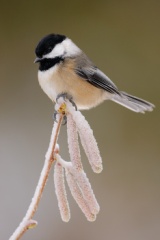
[53,111,58,122]
[53,110,67,125]
[62,115,67,125]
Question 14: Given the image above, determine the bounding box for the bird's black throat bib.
[39,57,64,71]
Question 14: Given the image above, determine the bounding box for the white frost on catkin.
[72,170,100,215]
[67,103,103,173]
[53,99,102,222]
[67,113,83,171]
[54,160,70,222]
[65,169,96,222]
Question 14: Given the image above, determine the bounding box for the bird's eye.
[43,47,53,56]
[48,47,52,52]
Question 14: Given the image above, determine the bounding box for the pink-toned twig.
[9,114,63,240]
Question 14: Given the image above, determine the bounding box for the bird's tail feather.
[111,91,155,113]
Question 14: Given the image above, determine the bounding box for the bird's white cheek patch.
[64,39,81,56]
[44,44,65,59]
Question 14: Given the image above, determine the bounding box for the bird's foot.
[56,93,77,111]
[53,101,67,125]
[53,93,77,125]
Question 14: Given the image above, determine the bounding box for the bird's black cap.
[35,34,66,58]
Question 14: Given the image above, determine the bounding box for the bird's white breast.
[38,65,61,102]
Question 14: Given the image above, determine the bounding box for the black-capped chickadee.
[34,34,154,112]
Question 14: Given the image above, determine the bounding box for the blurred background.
[0,0,159,239]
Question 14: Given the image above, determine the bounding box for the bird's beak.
[34,57,41,63]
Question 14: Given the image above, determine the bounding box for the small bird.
[35,33,154,113]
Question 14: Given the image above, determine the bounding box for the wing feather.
[74,53,120,95]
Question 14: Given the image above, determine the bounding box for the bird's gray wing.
[74,55,120,95]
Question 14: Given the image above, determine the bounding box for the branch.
[9,114,63,240]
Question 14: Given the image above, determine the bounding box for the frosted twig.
[9,114,63,240]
